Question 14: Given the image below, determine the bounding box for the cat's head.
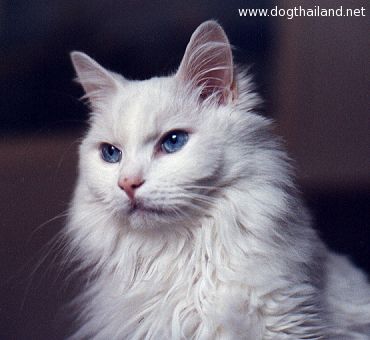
[71,21,265,230]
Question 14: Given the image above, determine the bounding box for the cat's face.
[72,21,260,230]
[79,77,236,229]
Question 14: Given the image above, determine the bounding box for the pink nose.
[118,176,145,200]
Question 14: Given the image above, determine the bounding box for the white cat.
[67,21,370,339]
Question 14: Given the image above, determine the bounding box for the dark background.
[1,1,369,339]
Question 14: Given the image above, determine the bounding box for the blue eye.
[101,143,122,163]
[161,130,189,154]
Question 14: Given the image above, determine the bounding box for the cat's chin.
[124,201,182,230]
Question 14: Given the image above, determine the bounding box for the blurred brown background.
[1,0,369,339]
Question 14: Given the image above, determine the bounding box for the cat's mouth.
[128,201,167,216]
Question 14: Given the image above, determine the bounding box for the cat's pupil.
[170,135,177,143]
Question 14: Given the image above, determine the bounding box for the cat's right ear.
[70,51,120,109]
[176,21,235,105]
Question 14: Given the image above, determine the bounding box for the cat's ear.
[70,51,120,109]
[176,21,235,105]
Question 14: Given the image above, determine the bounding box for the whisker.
[20,228,67,310]
[26,210,69,246]
[166,205,198,226]
[171,192,218,208]
[182,183,220,190]
[54,137,82,177]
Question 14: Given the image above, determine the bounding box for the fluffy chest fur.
[68,184,329,339]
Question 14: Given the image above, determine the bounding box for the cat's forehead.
[112,77,197,144]
[120,78,175,122]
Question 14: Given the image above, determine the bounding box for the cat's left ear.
[176,21,235,105]
[70,51,121,110]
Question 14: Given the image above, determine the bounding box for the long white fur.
[67,21,370,339]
